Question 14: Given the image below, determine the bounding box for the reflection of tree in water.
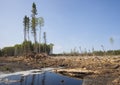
[31,74,35,85]
[37,74,39,84]
[42,72,46,85]
[19,72,47,85]
[20,76,29,85]
[20,76,24,85]
[25,76,28,85]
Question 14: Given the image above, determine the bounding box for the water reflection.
[0,72,82,85]
[41,72,45,85]
[20,76,24,85]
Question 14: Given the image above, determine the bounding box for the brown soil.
[0,55,120,85]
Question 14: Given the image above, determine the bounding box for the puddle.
[0,71,83,85]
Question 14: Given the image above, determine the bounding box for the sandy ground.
[0,55,120,85]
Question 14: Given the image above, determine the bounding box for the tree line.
[51,49,120,56]
[0,41,53,57]
[0,2,54,57]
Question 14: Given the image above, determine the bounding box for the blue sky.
[0,0,120,53]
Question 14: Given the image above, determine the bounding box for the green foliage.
[23,15,28,41]
[2,47,15,56]
[31,2,38,53]
[22,41,33,54]
[31,2,37,16]
[106,50,120,55]
[31,17,38,32]
[14,44,23,56]
[1,41,54,56]
[31,2,37,43]
[23,15,30,41]
[26,17,30,41]
[92,50,120,56]
[38,17,44,27]
[38,17,44,53]
[93,51,104,56]
[23,16,28,27]
[0,49,2,56]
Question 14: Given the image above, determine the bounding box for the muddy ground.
[0,55,120,85]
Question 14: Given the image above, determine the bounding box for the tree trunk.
[39,26,41,53]
[34,31,37,53]
[28,30,30,41]
[24,28,26,41]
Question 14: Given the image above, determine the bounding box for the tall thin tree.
[43,32,47,53]
[31,2,38,53]
[23,15,27,41]
[38,17,44,53]
[23,15,28,54]
[26,17,30,41]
